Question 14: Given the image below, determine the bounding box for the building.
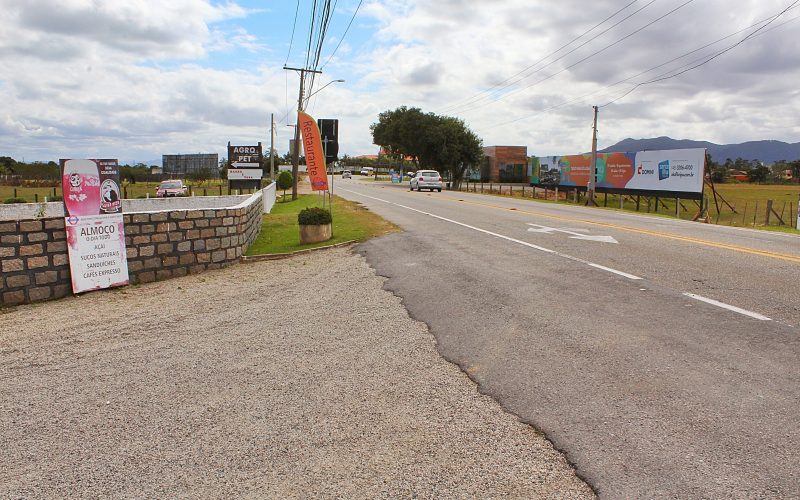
[162,153,219,178]
[483,146,528,182]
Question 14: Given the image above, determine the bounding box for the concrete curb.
[240,240,357,263]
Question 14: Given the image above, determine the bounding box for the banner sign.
[298,111,330,191]
[531,148,705,194]
[60,159,129,294]
[65,214,129,293]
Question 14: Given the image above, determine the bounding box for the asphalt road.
[335,177,800,498]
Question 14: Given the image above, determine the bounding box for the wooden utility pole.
[587,105,598,206]
[284,66,322,200]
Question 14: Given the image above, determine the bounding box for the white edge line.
[340,187,643,281]
[683,293,771,321]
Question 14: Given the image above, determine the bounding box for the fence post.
[765,200,773,225]
[676,198,680,217]
[636,196,640,211]
[35,193,38,202]
[619,195,624,209]
[753,201,758,227]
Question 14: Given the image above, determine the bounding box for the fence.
[1,189,269,307]
[455,182,800,230]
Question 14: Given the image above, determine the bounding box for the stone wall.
[1,191,263,307]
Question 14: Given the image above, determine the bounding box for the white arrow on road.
[527,223,618,244]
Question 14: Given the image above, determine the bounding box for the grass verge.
[245,194,398,255]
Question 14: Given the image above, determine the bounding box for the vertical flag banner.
[60,159,129,294]
[298,111,330,191]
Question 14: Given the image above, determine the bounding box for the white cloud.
[1,0,799,163]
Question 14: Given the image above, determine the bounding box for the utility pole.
[284,66,322,200]
[269,113,275,181]
[587,105,598,207]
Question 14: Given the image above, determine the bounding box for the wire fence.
[456,182,799,230]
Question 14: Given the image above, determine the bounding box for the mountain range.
[599,137,800,164]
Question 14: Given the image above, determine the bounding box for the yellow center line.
[442,195,800,265]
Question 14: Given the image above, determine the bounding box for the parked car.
[410,170,443,192]
[360,167,374,176]
[342,170,352,179]
[156,180,188,197]
[405,171,416,179]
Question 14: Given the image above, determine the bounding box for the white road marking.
[527,223,619,244]
[340,187,642,280]
[682,293,772,321]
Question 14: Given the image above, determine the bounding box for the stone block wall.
[0,192,262,307]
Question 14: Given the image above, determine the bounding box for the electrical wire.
[321,0,364,69]
[600,0,800,106]
[284,0,300,65]
[481,5,799,130]
[437,0,646,114]
[455,0,695,116]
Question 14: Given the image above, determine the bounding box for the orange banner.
[298,111,330,191]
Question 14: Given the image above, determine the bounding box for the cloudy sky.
[1,0,798,165]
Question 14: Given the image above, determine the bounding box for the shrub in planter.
[298,207,332,244]
[298,207,332,225]
[4,197,28,204]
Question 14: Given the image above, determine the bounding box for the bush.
[48,195,63,202]
[298,207,332,225]
[3,197,28,204]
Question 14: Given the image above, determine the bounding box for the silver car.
[410,170,443,192]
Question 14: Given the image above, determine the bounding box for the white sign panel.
[626,148,705,194]
[65,214,129,293]
[228,168,263,180]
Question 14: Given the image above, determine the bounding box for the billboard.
[530,148,705,195]
[60,159,129,294]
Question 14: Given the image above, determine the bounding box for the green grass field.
[245,194,398,255]
[457,182,800,231]
[0,179,264,203]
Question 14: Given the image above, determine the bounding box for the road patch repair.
[0,247,593,498]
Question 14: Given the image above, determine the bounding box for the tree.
[277,171,293,201]
[371,106,483,189]
[789,160,800,184]
[749,165,770,184]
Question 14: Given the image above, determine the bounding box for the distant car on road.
[360,167,374,176]
[156,180,188,198]
[410,170,443,192]
[342,170,352,179]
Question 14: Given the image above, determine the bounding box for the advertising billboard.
[60,159,129,294]
[530,148,705,195]
[227,144,262,180]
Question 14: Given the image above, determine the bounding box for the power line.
[284,0,300,66]
[321,0,364,69]
[455,0,695,116]
[600,0,800,106]
[438,0,648,114]
[480,4,799,130]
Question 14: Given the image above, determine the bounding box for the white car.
[341,170,352,178]
[360,168,374,176]
[410,170,443,192]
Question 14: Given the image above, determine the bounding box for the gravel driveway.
[0,246,593,498]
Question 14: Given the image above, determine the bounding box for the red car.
[156,180,188,197]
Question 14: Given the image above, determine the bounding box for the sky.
[1,0,799,165]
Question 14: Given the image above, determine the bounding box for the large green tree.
[371,106,483,188]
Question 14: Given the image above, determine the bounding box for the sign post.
[60,159,129,294]
[227,142,263,192]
